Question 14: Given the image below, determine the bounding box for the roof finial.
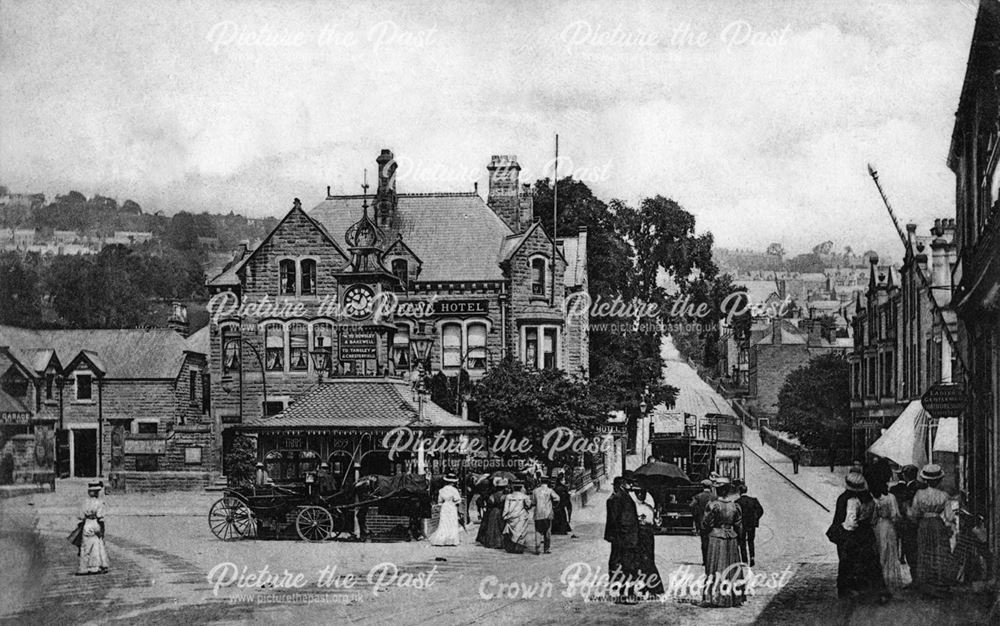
[361,169,370,213]
[293,198,301,210]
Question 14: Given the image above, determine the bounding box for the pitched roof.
[0,389,29,415]
[0,325,200,379]
[186,325,210,354]
[311,193,514,281]
[241,378,482,431]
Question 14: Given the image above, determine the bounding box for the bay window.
[467,323,487,371]
[521,325,560,370]
[542,328,557,369]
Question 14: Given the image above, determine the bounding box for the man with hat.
[604,471,641,603]
[531,476,560,554]
[735,480,764,566]
[254,461,271,488]
[315,462,339,496]
[690,478,718,572]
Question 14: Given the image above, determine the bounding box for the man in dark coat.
[735,481,764,566]
[605,473,640,603]
[889,464,920,578]
[690,479,717,573]
[552,476,573,534]
[864,456,892,498]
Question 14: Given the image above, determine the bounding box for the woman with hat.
[501,480,533,554]
[429,472,463,546]
[476,477,508,549]
[77,481,109,575]
[909,464,956,594]
[701,477,744,607]
[831,472,887,601]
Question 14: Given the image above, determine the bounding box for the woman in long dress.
[476,481,508,549]
[909,464,955,594]
[873,485,903,590]
[833,473,888,601]
[77,481,109,575]
[429,473,462,546]
[632,486,664,597]
[702,479,744,607]
[502,482,533,554]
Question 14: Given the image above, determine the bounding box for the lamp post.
[309,347,332,384]
[221,338,268,419]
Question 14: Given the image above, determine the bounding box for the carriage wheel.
[209,497,254,540]
[296,506,334,542]
[327,509,349,540]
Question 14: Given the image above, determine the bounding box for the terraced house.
[207,149,588,486]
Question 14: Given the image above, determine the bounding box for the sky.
[0,0,979,255]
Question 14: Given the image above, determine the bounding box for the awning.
[867,399,930,467]
[933,417,959,453]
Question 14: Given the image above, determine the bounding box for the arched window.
[288,323,309,371]
[279,260,296,295]
[467,323,487,371]
[391,259,408,288]
[442,323,462,368]
[221,324,240,373]
[531,257,546,296]
[300,259,317,295]
[392,324,410,369]
[264,323,284,371]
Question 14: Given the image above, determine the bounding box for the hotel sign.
[432,300,489,316]
[340,330,377,359]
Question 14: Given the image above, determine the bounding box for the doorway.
[72,428,97,477]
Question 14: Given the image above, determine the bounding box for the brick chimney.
[487,155,525,233]
[167,302,189,337]
[375,149,398,227]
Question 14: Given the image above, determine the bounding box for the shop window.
[391,259,408,288]
[301,259,317,295]
[279,259,296,295]
[289,323,309,371]
[531,258,546,296]
[135,455,158,472]
[392,325,410,369]
[467,323,487,371]
[75,374,92,401]
[442,323,462,368]
[265,324,284,371]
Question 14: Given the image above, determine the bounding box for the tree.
[225,434,257,488]
[766,242,785,258]
[786,253,825,273]
[775,353,851,449]
[0,252,43,326]
[121,199,142,215]
[470,358,609,469]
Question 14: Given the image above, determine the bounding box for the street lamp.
[310,347,332,383]
[220,338,268,419]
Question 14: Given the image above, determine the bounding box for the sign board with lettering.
[432,300,490,316]
[922,383,965,418]
[339,331,377,359]
[0,412,29,425]
[124,438,166,455]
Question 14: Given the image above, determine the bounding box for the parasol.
[633,461,690,483]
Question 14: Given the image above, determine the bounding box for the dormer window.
[531,257,546,296]
[391,259,408,288]
[301,259,317,295]
[279,260,296,295]
[75,373,92,401]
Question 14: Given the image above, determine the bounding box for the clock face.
[343,284,375,319]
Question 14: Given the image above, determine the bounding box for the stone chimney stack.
[487,155,525,233]
[168,302,189,337]
[375,149,398,227]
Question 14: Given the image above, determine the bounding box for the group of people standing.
[830,462,960,602]
[690,475,764,608]
[475,475,573,554]
[603,471,664,604]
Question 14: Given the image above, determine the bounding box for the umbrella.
[634,461,690,483]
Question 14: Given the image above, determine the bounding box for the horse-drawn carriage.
[632,460,701,535]
[208,473,432,542]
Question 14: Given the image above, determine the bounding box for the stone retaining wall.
[106,470,213,493]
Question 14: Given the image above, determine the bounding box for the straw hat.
[714,476,731,486]
[919,464,944,482]
[87,481,103,492]
[845,472,868,492]
[443,472,459,483]
[493,477,509,488]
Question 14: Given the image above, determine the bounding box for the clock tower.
[332,173,402,376]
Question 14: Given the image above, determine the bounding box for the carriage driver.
[316,463,339,496]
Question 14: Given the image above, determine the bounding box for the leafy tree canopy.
[775,353,851,449]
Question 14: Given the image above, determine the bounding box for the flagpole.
[552,134,558,307]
